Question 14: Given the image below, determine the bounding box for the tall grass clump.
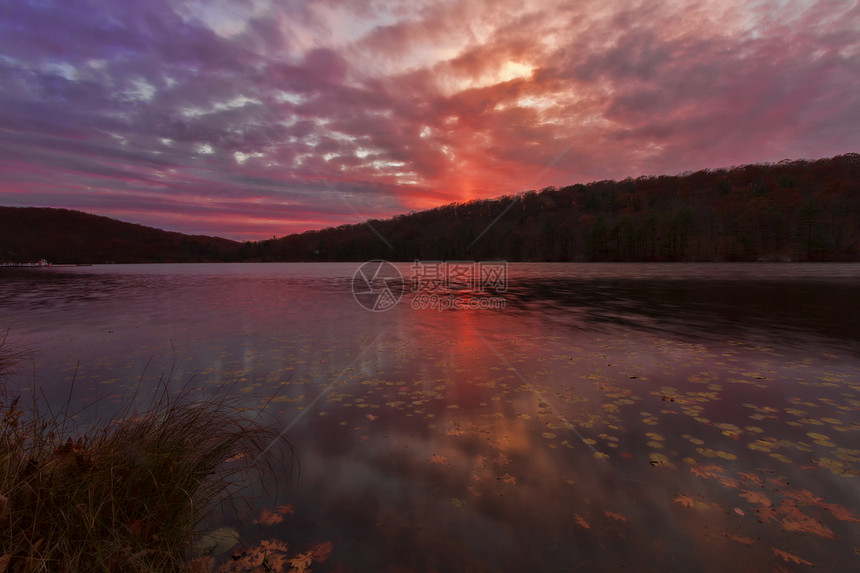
[0,338,293,572]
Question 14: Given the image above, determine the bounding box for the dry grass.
[0,337,293,572]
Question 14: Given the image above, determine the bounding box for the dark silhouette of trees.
[2,153,858,264]
[256,153,859,262]
[0,208,241,264]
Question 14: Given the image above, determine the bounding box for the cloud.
[0,0,858,239]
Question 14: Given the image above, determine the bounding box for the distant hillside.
[250,153,860,262]
[3,154,859,264]
[0,207,241,264]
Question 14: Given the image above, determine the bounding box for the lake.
[1,262,859,572]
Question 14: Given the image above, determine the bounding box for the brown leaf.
[276,504,294,516]
[740,490,772,506]
[782,517,835,539]
[819,502,860,523]
[253,508,284,526]
[288,552,314,573]
[725,533,755,546]
[755,506,780,524]
[428,454,449,465]
[673,494,694,508]
[574,514,591,529]
[259,539,290,554]
[310,541,333,563]
[691,465,723,479]
[771,547,813,566]
[604,511,627,522]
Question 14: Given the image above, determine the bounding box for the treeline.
[250,153,860,262]
[3,154,858,264]
[0,207,242,264]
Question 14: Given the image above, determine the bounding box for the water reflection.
[502,271,860,347]
[1,263,859,572]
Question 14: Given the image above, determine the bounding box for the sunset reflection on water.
[1,263,858,571]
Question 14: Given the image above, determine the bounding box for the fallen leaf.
[691,465,723,479]
[755,506,780,524]
[819,502,860,523]
[288,551,314,573]
[674,494,694,508]
[260,539,290,554]
[739,490,772,506]
[428,454,449,465]
[771,547,813,566]
[254,508,284,525]
[310,541,333,562]
[574,514,591,529]
[725,533,755,546]
[604,511,627,522]
[782,518,835,539]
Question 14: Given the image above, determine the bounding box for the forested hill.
[3,154,859,264]
[248,153,860,262]
[0,207,241,264]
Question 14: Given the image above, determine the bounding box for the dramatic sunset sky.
[1,0,858,239]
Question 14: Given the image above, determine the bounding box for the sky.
[1,0,858,240]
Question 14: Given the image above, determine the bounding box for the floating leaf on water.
[673,494,694,508]
[310,541,334,563]
[819,503,860,523]
[696,447,717,458]
[648,452,672,467]
[253,508,285,526]
[771,547,814,566]
[739,490,772,507]
[782,518,835,539]
[725,533,754,545]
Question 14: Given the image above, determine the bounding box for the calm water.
[1,263,859,572]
